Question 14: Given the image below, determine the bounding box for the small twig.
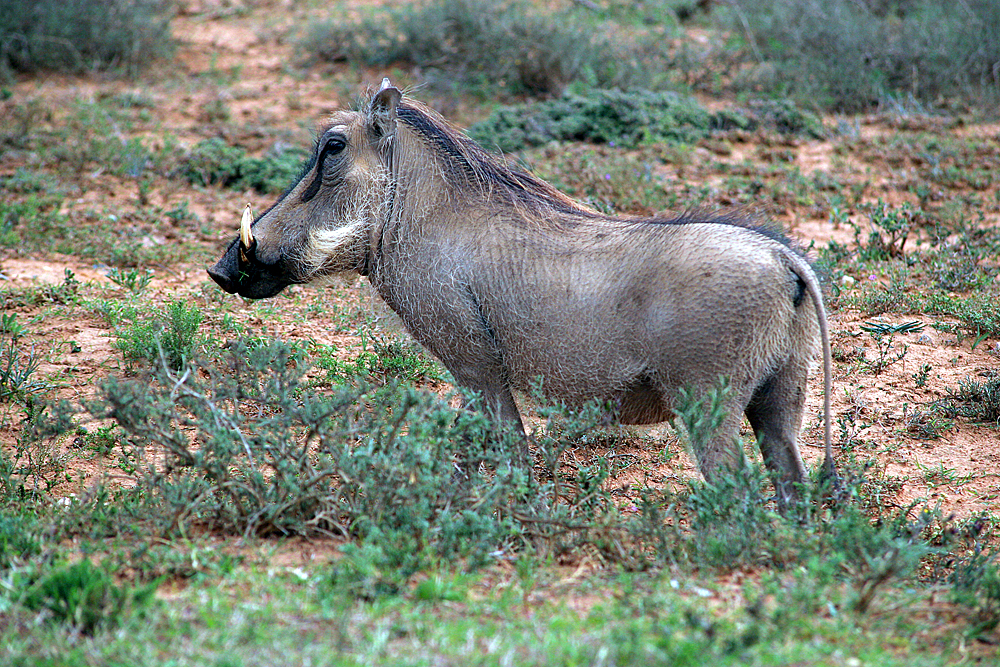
[721,1,764,64]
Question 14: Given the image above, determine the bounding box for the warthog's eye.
[301,133,347,203]
[321,135,346,161]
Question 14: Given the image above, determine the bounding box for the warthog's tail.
[786,251,837,487]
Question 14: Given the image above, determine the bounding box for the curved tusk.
[239,203,254,250]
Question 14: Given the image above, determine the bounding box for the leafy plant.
[114,299,205,370]
[857,321,921,375]
[0,330,46,403]
[107,267,152,293]
[912,362,932,388]
[948,517,1000,636]
[903,408,953,440]
[853,201,919,262]
[672,375,734,463]
[313,333,443,387]
[941,375,1000,424]
[0,312,27,339]
[77,422,122,456]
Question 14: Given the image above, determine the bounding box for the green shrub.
[942,375,1000,424]
[631,465,946,617]
[107,267,153,294]
[179,138,310,194]
[948,517,1000,635]
[97,339,510,542]
[114,300,205,370]
[299,0,681,97]
[0,0,175,77]
[471,89,713,152]
[0,327,47,404]
[87,337,625,574]
[0,511,40,567]
[719,0,1000,111]
[313,333,443,387]
[470,90,824,152]
[713,98,826,138]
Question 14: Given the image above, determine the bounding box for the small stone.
[840,275,856,288]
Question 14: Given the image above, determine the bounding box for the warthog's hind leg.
[685,400,751,489]
[744,367,809,509]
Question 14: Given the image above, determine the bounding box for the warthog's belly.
[616,374,671,425]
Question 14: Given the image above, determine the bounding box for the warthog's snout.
[207,204,295,299]
[207,237,294,299]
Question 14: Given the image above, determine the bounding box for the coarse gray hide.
[207,81,836,506]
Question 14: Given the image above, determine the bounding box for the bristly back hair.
[394,99,594,220]
[647,207,800,251]
[388,94,800,248]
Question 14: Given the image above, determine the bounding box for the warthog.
[208,80,835,504]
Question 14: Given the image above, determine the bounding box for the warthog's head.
[207,80,401,298]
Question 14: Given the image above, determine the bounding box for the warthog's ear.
[369,78,402,142]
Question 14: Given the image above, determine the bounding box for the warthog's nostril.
[206,266,237,294]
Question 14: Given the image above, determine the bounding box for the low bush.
[942,375,1000,424]
[0,511,40,567]
[17,560,157,634]
[949,517,1000,635]
[114,299,205,370]
[471,90,712,152]
[312,333,444,387]
[179,138,310,194]
[92,339,627,563]
[0,331,45,404]
[470,90,824,152]
[0,0,175,77]
[718,0,1000,111]
[298,0,680,97]
[12,331,996,638]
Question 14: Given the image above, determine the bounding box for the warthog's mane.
[394,100,592,223]
[392,99,796,248]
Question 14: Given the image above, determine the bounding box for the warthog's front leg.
[444,362,528,476]
[412,286,529,471]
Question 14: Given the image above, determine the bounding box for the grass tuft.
[17,559,157,634]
